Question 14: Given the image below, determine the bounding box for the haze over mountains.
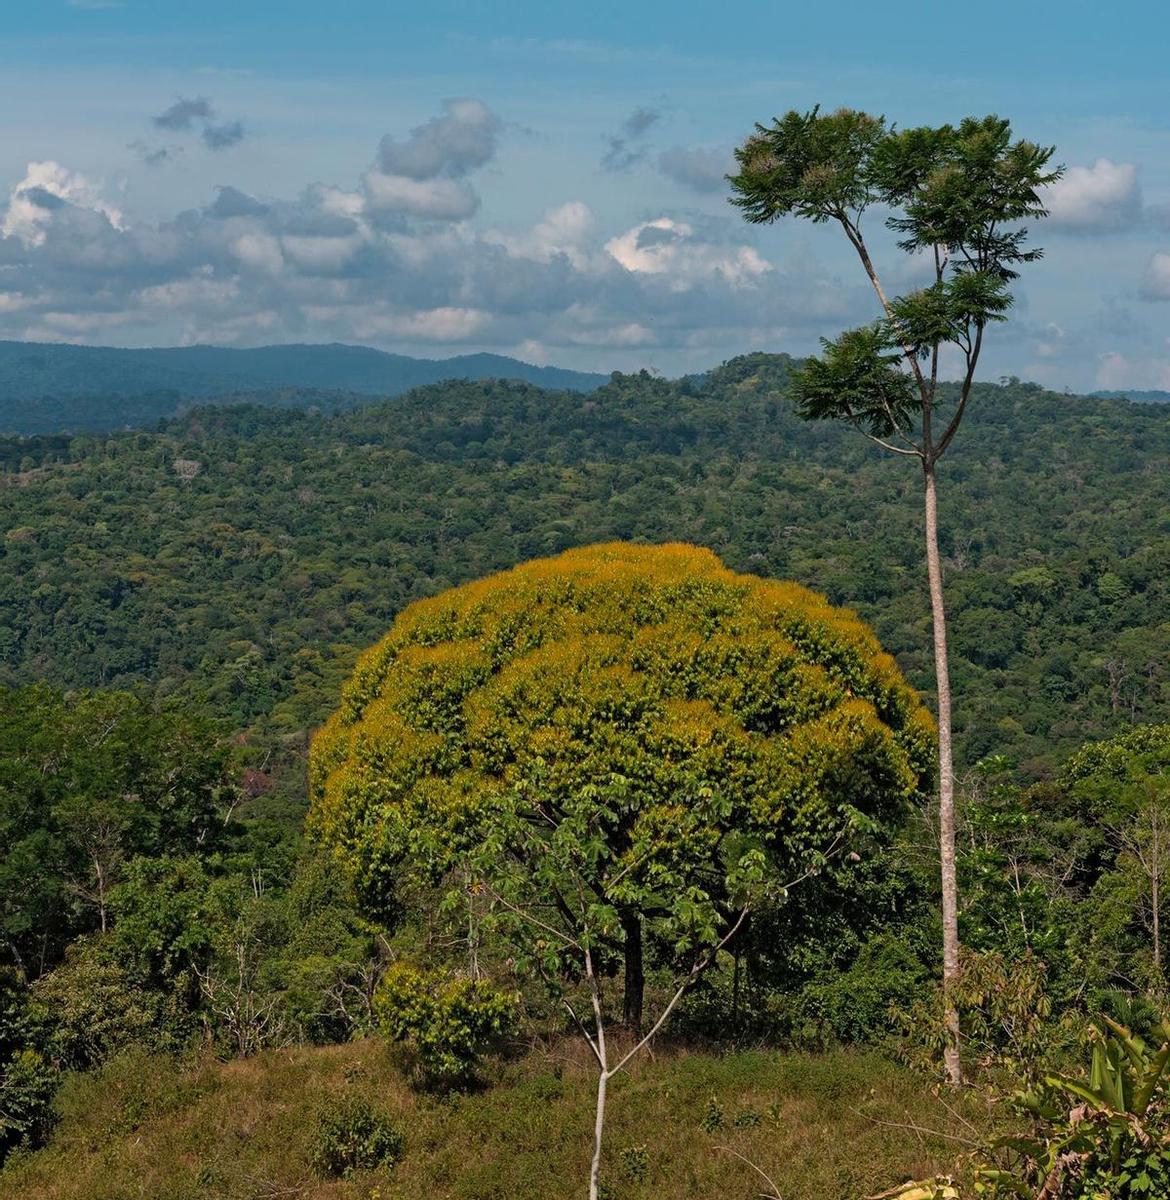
[0,340,610,435]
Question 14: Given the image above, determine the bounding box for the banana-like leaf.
[1133,1039,1170,1116]
[972,1167,1033,1197]
[1045,1072,1112,1113]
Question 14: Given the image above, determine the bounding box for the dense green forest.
[0,340,607,435]
[2,353,1167,775]
[4,354,1170,1198]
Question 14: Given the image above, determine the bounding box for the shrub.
[895,948,1054,1082]
[976,1018,1170,1198]
[372,963,516,1088]
[307,1095,403,1179]
[0,1049,58,1161]
[618,1143,649,1182]
[28,946,159,1070]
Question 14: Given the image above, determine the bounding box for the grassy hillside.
[0,340,608,434]
[1,1041,990,1200]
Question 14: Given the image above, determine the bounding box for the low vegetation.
[1,1040,994,1200]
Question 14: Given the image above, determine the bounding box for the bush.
[373,963,516,1088]
[895,948,1054,1081]
[307,1095,403,1179]
[976,1018,1170,1198]
[0,1049,58,1161]
[28,946,160,1070]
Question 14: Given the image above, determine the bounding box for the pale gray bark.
[925,463,962,1086]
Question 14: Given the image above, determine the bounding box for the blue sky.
[1,0,1167,390]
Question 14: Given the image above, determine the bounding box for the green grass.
[1,1039,994,1199]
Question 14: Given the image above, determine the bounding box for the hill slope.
[1,353,1168,774]
[0,1041,985,1200]
[0,340,608,434]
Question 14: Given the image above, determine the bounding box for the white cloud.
[362,170,480,222]
[0,124,863,370]
[486,202,596,268]
[377,99,501,180]
[280,233,359,273]
[1043,159,1141,231]
[135,272,240,310]
[231,232,284,274]
[2,161,123,245]
[1095,348,1170,391]
[1140,252,1170,300]
[605,217,770,287]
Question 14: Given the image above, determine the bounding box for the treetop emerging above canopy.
[308,542,933,927]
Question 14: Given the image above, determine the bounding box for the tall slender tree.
[729,109,1060,1084]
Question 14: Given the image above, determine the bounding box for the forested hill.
[0,340,609,434]
[2,351,1168,777]
[1092,388,1170,404]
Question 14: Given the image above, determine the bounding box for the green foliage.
[0,686,234,977]
[729,106,888,223]
[793,325,919,437]
[27,945,159,1071]
[700,1094,725,1133]
[896,949,1054,1082]
[976,1020,1170,1198]
[0,1049,57,1159]
[731,106,1059,484]
[2,362,1170,777]
[311,543,931,1032]
[372,963,517,1087]
[307,1094,403,1179]
[786,932,930,1048]
[618,1142,649,1182]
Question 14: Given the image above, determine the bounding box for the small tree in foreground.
[729,108,1061,1084]
[310,542,932,1199]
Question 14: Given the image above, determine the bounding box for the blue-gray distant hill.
[0,340,609,434]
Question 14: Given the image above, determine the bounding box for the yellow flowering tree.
[309,542,932,1198]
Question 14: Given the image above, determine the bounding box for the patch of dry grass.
[1,1039,994,1200]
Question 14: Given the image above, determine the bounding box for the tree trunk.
[1153,867,1160,972]
[622,911,644,1030]
[924,462,962,1086]
[590,1067,608,1200]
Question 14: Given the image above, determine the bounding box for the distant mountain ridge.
[0,340,610,434]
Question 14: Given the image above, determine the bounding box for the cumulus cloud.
[376,99,501,180]
[1140,252,1170,301]
[1043,159,1142,231]
[0,116,866,365]
[363,172,479,222]
[1,161,123,245]
[206,186,269,220]
[362,99,502,223]
[605,217,770,286]
[657,145,734,193]
[601,105,662,172]
[485,201,596,269]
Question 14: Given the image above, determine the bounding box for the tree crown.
[309,543,932,971]
[729,107,1061,456]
